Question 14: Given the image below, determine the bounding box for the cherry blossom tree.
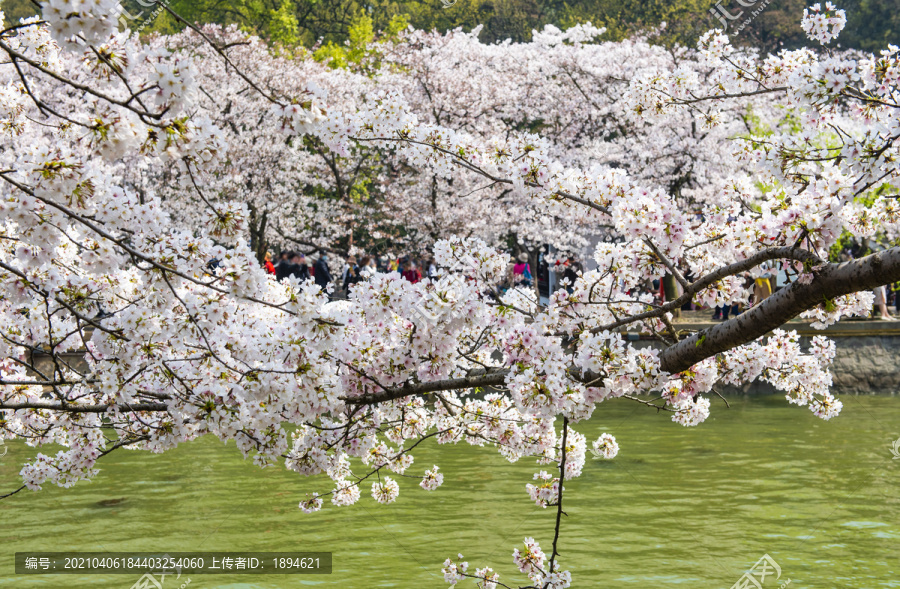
[1,2,899,586]
[140,20,782,261]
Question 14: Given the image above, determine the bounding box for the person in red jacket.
[264,252,276,275]
[401,260,421,284]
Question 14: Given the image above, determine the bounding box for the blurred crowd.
[261,244,898,322]
[261,248,588,301]
[263,250,437,296]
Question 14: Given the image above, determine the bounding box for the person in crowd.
[290,252,310,281]
[360,256,377,279]
[874,285,895,320]
[649,278,662,305]
[753,263,773,304]
[263,252,276,275]
[513,252,532,287]
[276,251,296,281]
[341,255,357,286]
[562,257,580,294]
[713,301,743,321]
[273,250,289,274]
[680,269,697,312]
[314,252,333,292]
[401,260,421,283]
[712,302,736,320]
[537,256,550,299]
[426,258,438,279]
[343,257,362,294]
[714,274,752,319]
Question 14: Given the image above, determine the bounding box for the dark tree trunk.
[662,273,681,319]
[248,204,268,266]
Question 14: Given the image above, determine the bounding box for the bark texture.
[659,247,900,374]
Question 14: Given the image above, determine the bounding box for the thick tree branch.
[589,246,823,334]
[0,401,169,413]
[660,247,900,374]
[341,370,507,405]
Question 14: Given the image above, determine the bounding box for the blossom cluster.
[801,2,847,45]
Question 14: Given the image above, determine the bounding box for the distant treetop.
[4,0,895,52]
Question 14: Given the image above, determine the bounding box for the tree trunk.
[662,273,681,319]
[530,248,542,307]
[248,205,268,266]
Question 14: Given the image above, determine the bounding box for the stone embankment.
[29,318,900,397]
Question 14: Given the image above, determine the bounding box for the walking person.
[275,251,296,281]
[359,256,377,279]
[513,253,533,287]
[562,256,580,294]
[377,255,389,273]
[874,285,895,320]
[343,257,362,294]
[753,263,773,304]
[273,250,289,276]
[290,252,310,281]
[314,252,333,294]
[341,256,357,286]
[401,260,421,284]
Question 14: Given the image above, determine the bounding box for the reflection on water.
[1,394,899,588]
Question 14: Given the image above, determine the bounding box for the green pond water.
[1,394,899,588]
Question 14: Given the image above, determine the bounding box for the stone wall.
[828,335,900,395]
[665,319,900,396]
[27,322,900,398]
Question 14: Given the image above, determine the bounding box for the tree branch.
[660,247,900,374]
[0,401,169,413]
[341,370,507,405]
